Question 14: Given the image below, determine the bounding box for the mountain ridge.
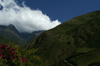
[26,10,100,66]
[0,24,44,46]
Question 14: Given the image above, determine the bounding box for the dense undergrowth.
[0,43,43,66]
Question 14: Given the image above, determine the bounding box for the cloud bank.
[0,0,61,33]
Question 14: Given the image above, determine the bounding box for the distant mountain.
[0,24,44,46]
[26,10,100,66]
[20,31,44,42]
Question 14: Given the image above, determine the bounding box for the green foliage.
[0,25,26,46]
[19,49,42,66]
[0,36,23,48]
[0,25,44,47]
[1,10,100,66]
[0,43,42,66]
[0,44,27,66]
[68,49,100,66]
[27,10,100,66]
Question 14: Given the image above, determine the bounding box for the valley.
[0,10,100,66]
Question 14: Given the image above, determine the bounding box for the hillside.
[26,10,100,66]
[0,35,15,44]
[0,25,25,45]
[0,24,44,46]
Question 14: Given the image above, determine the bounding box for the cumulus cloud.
[0,0,61,33]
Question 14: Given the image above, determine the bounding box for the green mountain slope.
[0,25,44,46]
[0,35,13,44]
[0,25,27,47]
[0,25,26,45]
[26,10,100,66]
[0,35,22,47]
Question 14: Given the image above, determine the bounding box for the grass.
[69,49,100,66]
[26,10,100,66]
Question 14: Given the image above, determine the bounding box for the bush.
[0,44,27,66]
[0,43,43,66]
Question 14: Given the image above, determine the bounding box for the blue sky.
[21,0,100,23]
[0,0,100,32]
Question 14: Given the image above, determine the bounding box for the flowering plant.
[0,44,27,66]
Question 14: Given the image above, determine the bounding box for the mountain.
[0,24,44,46]
[20,31,44,43]
[26,10,100,66]
[0,24,25,45]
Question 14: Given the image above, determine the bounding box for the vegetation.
[27,10,100,66]
[0,25,44,47]
[0,10,100,66]
[0,43,42,66]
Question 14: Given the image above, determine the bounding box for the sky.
[22,0,100,22]
[0,0,100,33]
[0,0,61,33]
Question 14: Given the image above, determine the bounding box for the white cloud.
[0,0,61,33]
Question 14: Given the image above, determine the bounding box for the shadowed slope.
[27,10,100,66]
[0,25,44,46]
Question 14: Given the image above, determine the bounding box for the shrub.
[0,44,27,66]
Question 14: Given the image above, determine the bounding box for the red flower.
[9,51,15,55]
[2,55,6,59]
[0,54,6,59]
[0,50,2,52]
[22,58,27,63]
[6,46,9,49]
[8,47,12,50]
[20,57,27,63]
[10,56,13,59]
[15,59,17,61]
[1,44,7,48]
[11,48,15,51]
[0,44,27,65]
[0,54,3,58]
